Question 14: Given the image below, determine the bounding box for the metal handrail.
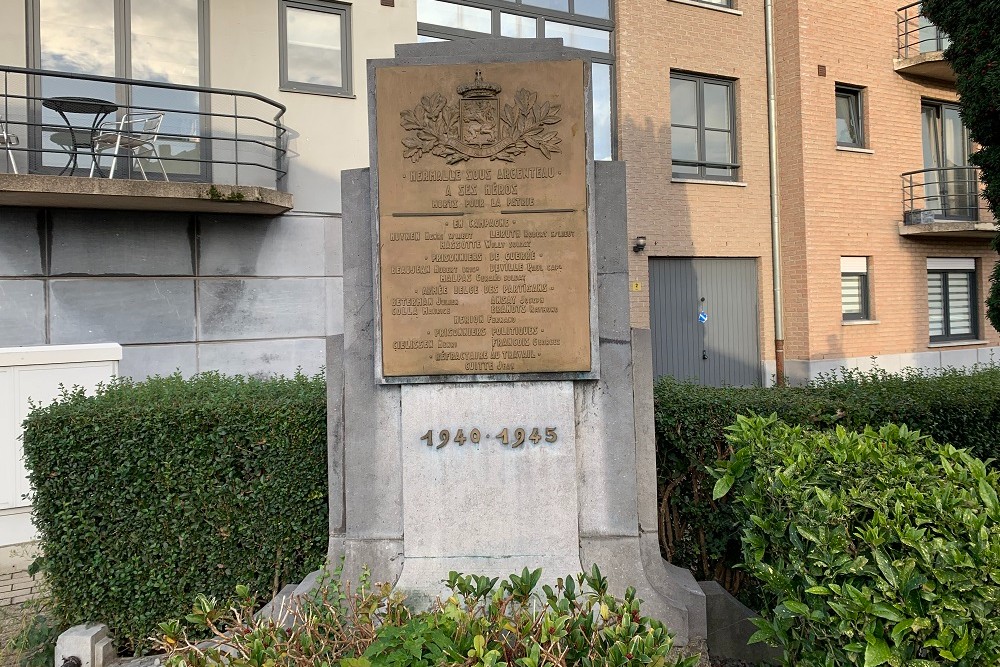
[901,166,982,222]
[0,65,288,190]
[896,2,950,60]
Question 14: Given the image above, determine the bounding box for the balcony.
[895,2,955,83]
[0,66,292,215]
[900,167,994,237]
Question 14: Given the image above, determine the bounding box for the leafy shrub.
[157,566,700,667]
[714,415,1000,667]
[654,365,1000,596]
[21,372,328,655]
[1,593,57,667]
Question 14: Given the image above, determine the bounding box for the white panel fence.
[0,344,121,548]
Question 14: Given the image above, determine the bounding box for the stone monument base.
[326,37,707,648]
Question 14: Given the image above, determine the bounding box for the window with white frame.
[841,256,870,321]
[927,258,977,342]
[279,0,352,96]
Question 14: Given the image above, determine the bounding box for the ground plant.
[714,415,1000,667]
[653,365,1000,599]
[20,372,328,655]
[157,566,700,667]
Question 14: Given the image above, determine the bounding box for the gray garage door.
[649,258,761,387]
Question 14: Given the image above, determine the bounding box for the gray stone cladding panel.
[341,168,403,539]
[119,344,198,380]
[632,328,659,533]
[198,338,325,378]
[198,215,327,277]
[0,209,43,276]
[198,278,326,341]
[326,277,344,336]
[326,335,346,539]
[594,161,628,276]
[0,280,46,346]
[325,216,344,277]
[49,279,195,345]
[50,210,194,276]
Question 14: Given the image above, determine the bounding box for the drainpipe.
[764,0,785,386]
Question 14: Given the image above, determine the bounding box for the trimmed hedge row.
[653,365,1000,598]
[21,372,328,654]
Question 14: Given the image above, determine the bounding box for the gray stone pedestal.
[325,39,706,647]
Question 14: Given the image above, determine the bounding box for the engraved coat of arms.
[400,69,562,164]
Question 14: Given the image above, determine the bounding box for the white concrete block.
[54,624,109,667]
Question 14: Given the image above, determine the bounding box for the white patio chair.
[0,116,19,174]
[90,112,169,181]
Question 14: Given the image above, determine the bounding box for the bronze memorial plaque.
[375,60,591,378]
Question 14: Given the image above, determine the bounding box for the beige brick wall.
[617,0,776,364]
[784,0,998,361]
[618,0,997,370]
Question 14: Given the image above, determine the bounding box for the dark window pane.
[703,83,730,130]
[522,0,570,11]
[500,13,536,38]
[835,89,861,146]
[592,62,612,161]
[417,0,492,33]
[927,272,945,337]
[670,78,697,127]
[947,272,973,335]
[574,0,610,19]
[841,274,863,316]
[671,126,699,162]
[285,6,344,88]
[544,21,610,52]
[704,166,734,179]
[704,129,731,164]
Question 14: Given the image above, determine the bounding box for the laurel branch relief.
[400,89,563,164]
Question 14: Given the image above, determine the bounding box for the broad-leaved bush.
[715,415,1000,667]
[654,365,1000,598]
[157,566,700,667]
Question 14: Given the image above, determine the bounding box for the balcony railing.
[0,65,287,191]
[902,166,981,224]
[897,2,951,59]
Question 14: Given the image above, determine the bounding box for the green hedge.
[21,372,328,654]
[716,416,1000,666]
[653,366,1000,599]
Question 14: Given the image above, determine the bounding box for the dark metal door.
[649,257,761,387]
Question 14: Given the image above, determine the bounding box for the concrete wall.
[208,0,417,215]
[0,206,348,379]
[617,0,776,370]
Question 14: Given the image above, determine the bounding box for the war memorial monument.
[324,38,707,648]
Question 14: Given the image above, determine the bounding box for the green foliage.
[921,0,1000,329]
[1,595,58,667]
[714,415,1000,667]
[653,365,1000,599]
[20,372,328,655]
[158,566,700,667]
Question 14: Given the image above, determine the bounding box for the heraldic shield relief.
[400,69,563,164]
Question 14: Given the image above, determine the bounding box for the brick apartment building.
[619,0,997,385]
[417,0,996,386]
